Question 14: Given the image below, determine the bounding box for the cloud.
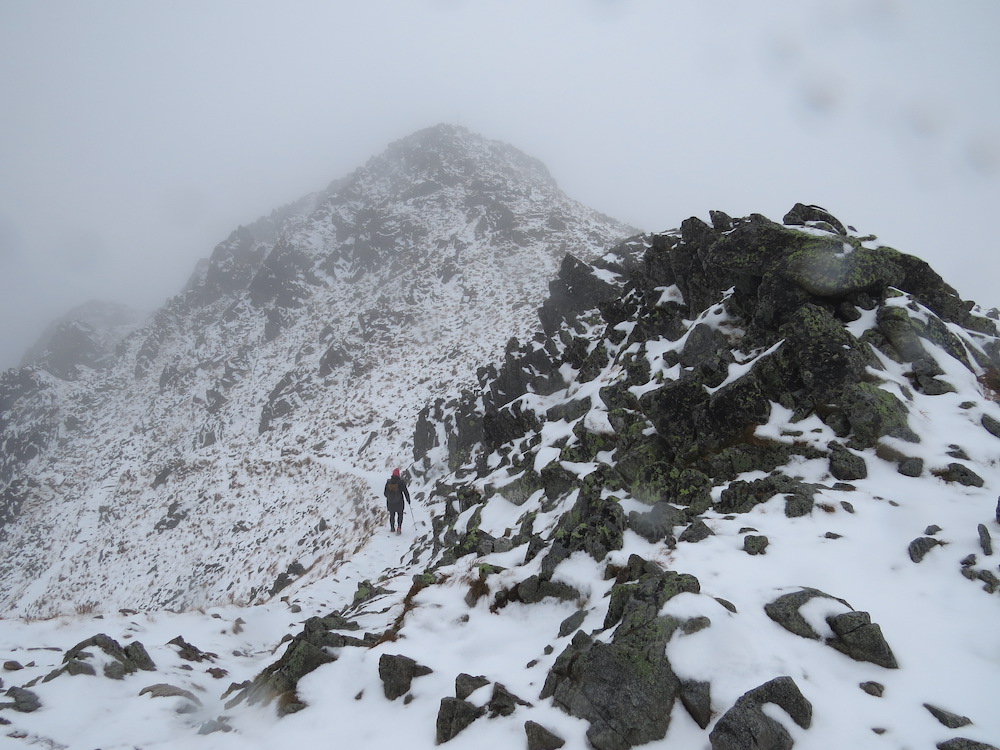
[964,132,1000,178]
[0,214,22,266]
[0,0,998,371]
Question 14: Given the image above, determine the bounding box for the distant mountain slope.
[19,300,146,379]
[0,124,633,617]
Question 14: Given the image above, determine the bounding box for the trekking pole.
[405,462,424,528]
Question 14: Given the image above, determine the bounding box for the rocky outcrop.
[709,676,812,750]
[435,697,484,743]
[525,720,567,750]
[0,686,41,713]
[936,740,999,750]
[765,589,898,668]
[227,614,370,714]
[540,562,699,750]
[43,634,156,682]
[379,653,433,701]
[422,209,999,548]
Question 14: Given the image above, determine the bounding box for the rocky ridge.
[240,204,1000,748]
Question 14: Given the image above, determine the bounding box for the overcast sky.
[2,0,998,370]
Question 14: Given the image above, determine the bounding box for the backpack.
[386,479,400,495]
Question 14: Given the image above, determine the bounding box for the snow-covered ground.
[2,146,998,749]
[2,434,998,749]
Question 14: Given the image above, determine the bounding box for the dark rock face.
[44,634,156,682]
[435,697,485,743]
[378,653,433,701]
[982,414,1000,439]
[627,501,686,543]
[542,630,679,750]
[935,463,985,487]
[860,681,884,697]
[826,611,898,669]
[247,241,320,311]
[26,321,108,380]
[541,563,699,750]
[487,682,532,717]
[168,635,216,663]
[765,589,897,668]
[909,536,943,563]
[743,535,769,555]
[557,610,587,638]
[765,588,849,640]
[539,254,622,336]
[1,686,41,713]
[717,475,818,517]
[680,679,713,729]
[679,518,716,543]
[228,615,368,713]
[0,370,57,494]
[924,703,973,729]
[548,476,626,562]
[783,203,848,236]
[978,524,993,556]
[504,575,580,606]
[935,740,999,750]
[828,442,868,481]
[139,683,203,707]
[525,720,566,750]
[709,676,812,750]
[455,673,490,700]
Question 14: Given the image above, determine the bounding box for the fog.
[2,0,998,370]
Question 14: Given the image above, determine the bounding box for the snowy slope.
[0,124,632,617]
[2,205,998,750]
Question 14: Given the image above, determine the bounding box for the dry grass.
[371,574,443,647]
[978,367,1000,401]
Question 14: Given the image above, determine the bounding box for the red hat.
[392,468,401,477]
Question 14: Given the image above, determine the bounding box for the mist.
[2,0,998,370]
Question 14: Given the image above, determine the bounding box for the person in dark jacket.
[383,468,411,535]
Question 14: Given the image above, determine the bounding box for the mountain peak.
[349,123,556,197]
[189,125,614,308]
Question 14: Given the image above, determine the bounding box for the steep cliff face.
[0,124,633,616]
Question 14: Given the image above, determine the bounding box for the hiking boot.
[396,528,402,536]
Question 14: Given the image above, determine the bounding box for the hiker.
[383,468,411,535]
